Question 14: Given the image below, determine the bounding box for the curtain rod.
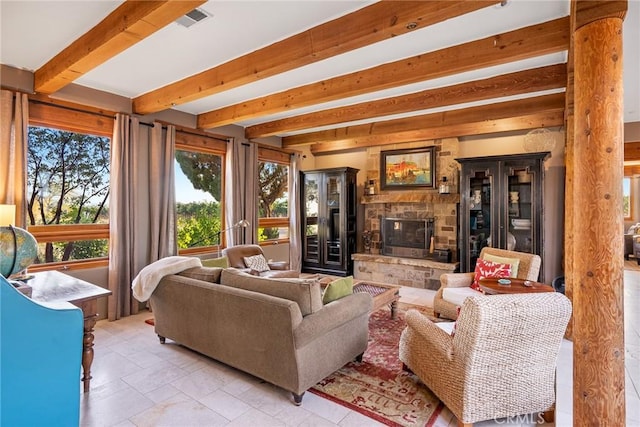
[28,98,230,143]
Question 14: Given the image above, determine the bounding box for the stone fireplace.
[381,217,434,258]
[355,138,460,290]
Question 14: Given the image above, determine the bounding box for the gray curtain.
[0,90,29,227]
[289,153,302,271]
[225,139,258,246]
[108,114,177,320]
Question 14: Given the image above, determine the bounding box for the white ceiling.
[1,0,638,137]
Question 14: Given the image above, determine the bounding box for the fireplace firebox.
[381,217,434,259]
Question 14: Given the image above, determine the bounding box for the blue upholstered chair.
[0,274,83,426]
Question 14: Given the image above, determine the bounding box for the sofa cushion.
[243,254,270,272]
[178,266,223,284]
[202,256,229,268]
[442,286,481,307]
[220,268,323,316]
[471,258,512,291]
[322,276,354,304]
[482,253,520,278]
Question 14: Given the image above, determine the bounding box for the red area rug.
[310,307,444,427]
[144,318,154,326]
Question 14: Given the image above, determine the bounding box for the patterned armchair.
[433,247,541,320]
[399,293,572,426]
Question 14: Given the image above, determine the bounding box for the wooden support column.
[570,1,627,424]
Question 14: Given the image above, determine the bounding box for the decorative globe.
[0,226,38,278]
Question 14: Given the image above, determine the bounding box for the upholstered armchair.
[223,244,298,278]
[400,293,572,427]
[433,247,541,320]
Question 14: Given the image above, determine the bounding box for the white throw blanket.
[132,256,202,302]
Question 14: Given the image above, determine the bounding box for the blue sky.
[174,160,215,204]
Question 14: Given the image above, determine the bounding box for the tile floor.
[83,273,640,427]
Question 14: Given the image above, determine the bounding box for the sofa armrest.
[440,272,474,289]
[268,261,290,270]
[404,309,453,360]
[294,292,373,349]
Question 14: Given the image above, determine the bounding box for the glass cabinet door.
[506,166,534,253]
[468,170,494,271]
[325,174,342,265]
[303,174,320,265]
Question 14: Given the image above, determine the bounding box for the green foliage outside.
[258,162,288,241]
[624,195,630,217]
[27,126,110,263]
[176,201,221,249]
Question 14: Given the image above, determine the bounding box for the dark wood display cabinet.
[301,167,358,276]
[457,152,550,280]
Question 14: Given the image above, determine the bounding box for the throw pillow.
[243,254,270,272]
[471,258,512,291]
[202,256,229,268]
[482,253,520,278]
[322,276,354,304]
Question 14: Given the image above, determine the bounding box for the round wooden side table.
[479,277,554,295]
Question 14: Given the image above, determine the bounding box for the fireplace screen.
[381,218,434,259]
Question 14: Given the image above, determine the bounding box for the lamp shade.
[0,204,16,226]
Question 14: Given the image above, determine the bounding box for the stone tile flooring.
[82,273,640,426]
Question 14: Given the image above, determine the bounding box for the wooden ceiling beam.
[132,0,497,115]
[34,0,205,94]
[246,64,567,138]
[198,17,569,129]
[280,92,565,152]
[308,112,565,154]
[624,141,640,161]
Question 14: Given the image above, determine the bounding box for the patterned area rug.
[310,307,444,427]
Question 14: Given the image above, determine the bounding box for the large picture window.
[624,176,632,219]
[27,100,113,268]
[174,132,226,253]
[258,147,290,243]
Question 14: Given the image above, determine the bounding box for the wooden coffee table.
[479,277,554,295]
[310,274,401,318]
[353,280,401,319]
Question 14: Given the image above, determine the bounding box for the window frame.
[27,99,114,270]
[257,146,291,245]
[174,129,227,255]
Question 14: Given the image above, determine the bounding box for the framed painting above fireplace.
[380,146,436,190]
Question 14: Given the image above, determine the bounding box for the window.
[27,101,113,268]
[258,147,290,243]
[624,176,632,219]
[174,132,226,253]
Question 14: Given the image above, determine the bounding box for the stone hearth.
[353,253,458,290]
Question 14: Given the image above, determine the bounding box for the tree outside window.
[174,149,224,250]
[258,161,289,242]
[27,126,110,263]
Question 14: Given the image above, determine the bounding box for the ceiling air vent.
[175,8,210,28]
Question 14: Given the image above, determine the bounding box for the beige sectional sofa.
[149,267,373,405]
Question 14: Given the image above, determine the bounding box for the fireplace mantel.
[361,192,459,204]
[353,253,458,290]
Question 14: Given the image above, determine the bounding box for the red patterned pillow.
[471,258,512,291]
